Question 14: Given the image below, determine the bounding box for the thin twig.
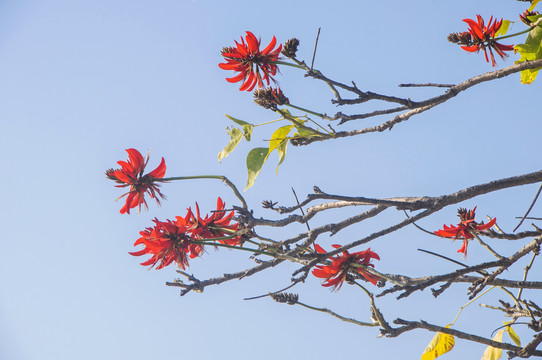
[417,248,488,275]
[517,250,538,301]
[297,301,377,327]
[404,210,437,236]
[398,83,455,88]
[472,232,504,260]
[292,187,310,232]
[514,182,542,231]
[310,27,320,71]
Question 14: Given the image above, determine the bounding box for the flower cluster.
[434,207,496,255]
[188,197,242,246]
[448,15,514,66]
[130,214,201,270]
[106,148,166,214]
[219,31,282,91]
[130,197,242,269]
[312,244,381,291]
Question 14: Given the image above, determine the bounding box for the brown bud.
[253,87,289,110]
[270,292,299,305]
[282,38,300,58]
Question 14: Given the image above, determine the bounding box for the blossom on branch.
[312,244,381,291]
[130,214,204,270]
[188,197,242,246]
[106,148,166,214]
[219,31,282,91]
[448,14,514,67]
[434,207,496,255]
[519,9,539,26]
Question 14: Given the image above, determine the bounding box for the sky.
[1,1,541,359]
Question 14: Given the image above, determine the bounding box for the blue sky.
[1,1,540,359]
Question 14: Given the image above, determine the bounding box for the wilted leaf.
[218,127,243,163]
[226,114,254,141]
[421,326,455,360]
[514,14,542,84]
[245,147,269,190]
[504,322,521,347]
[481,330,504,360]
[495,20,511,37]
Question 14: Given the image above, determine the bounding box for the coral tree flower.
[434,207,497,255]
[106,148,166,214]
[312,244,381,291]
[188,197,242,246]
[130,213,203,270]
[130,198,244,270]
[219,31,282,91]
[459,15,514,66]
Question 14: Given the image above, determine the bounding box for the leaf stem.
[494,19,542,42]
[285,103,325,119]
[272,60,306,70]
[296,301,377,327]
[450,286,495,326]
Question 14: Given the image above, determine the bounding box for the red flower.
[106,148,166,214]
[312,244,381,291]
[188,197,242,246]
[434,207,497,255]
[219,31,282,91]
[130,213,203,270]
[460,15,514,67]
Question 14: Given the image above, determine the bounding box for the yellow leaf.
[481,330,504,360]
[495,20,511,37]
[529,0,541,12]
[504,322,521,347]
[421,325,455,360]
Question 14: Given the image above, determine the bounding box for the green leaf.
[481,330,504,360]
[245,147,269,190]
[504,322,521,347]
[495,20,511,37]
[421,325,455,360]
[218,127,243,163]
[514,14,542,84]
[226,114,254,141]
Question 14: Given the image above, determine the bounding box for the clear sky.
[1,1,540,359]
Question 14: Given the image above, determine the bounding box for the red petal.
[226,72,247,83]
[457,240,468,255]
[476,217,496,231]
[125,148,145,172]
[461,45,480,53]
[463,17,485,40]
[314,244,326,254]
[245,31,259,53]
[261,35,277,54]
[147,157,166,178]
